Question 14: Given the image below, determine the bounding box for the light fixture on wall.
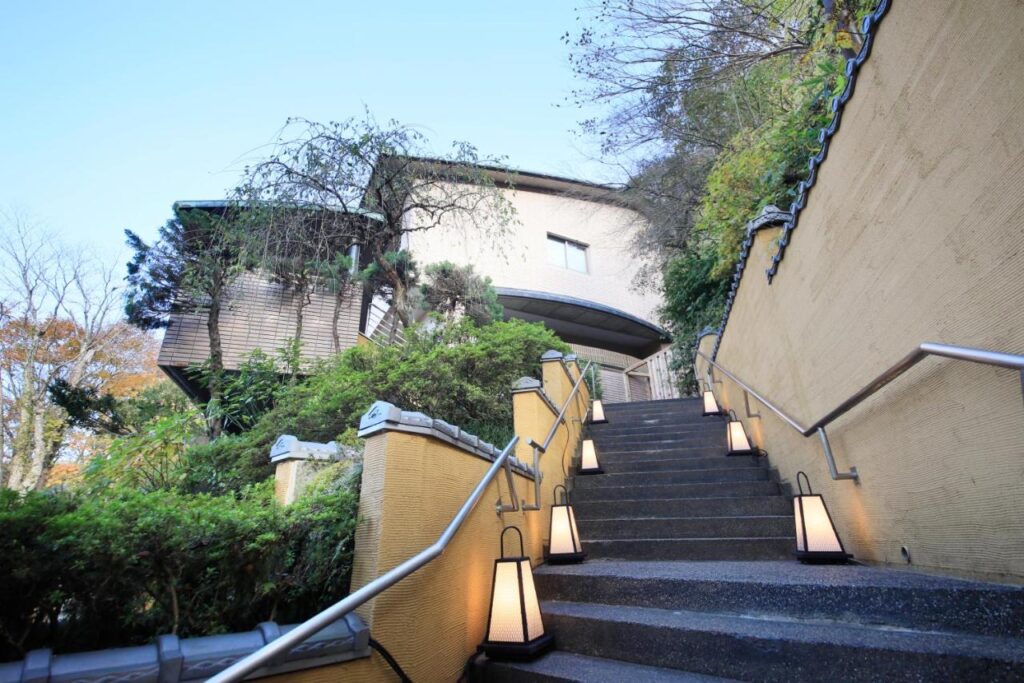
[579,439,604,475]
[481,526,554,660]
[702,387,722,416]
[590,399,607,424]
[793,472,852,564]
[545,485,585,564]
[726,410,754,456]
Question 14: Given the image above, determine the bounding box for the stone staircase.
[486,397,1024,681]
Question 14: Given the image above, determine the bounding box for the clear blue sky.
[1,1,609,257]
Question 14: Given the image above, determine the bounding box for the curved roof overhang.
[495,287,668,358]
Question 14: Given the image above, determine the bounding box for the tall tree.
[238,113,517,330]
[420,261,503,326]
[124,206,247,436]
[0,210,128,490]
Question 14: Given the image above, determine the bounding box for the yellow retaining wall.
[704,0,1024,582]
[265,356,588,682]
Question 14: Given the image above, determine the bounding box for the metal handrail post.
[208,436,520,683]
[524,360,598,509]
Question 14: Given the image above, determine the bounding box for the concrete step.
[571,496,792,519]
[589,417,724,432]
[595,445,733,460]
[601,407,705,420]
[584,536,794,561]
[575,467,768,488]
[591,432,725,448]
[484,650,738,682]
[579,515,793,540]
[604,398,701,411]
[592,434,726,450]
[572,480,781,502]
[600,455,760,474]
[541,601,1024,681]
[534,561,1024,640]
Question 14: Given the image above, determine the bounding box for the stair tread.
[542,600,1024,661]
[488,651,738,682]
[580,515,792,523]
[535,559,1024,593]
[585,536,794,542]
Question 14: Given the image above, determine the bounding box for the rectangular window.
[546,234,588,273]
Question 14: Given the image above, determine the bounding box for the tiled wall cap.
[432,419,460,440]
[564,353,578,362]
[0,616,370,683]
[359,400,403,431]
[513,376,542,391]
[270,435,340,464]
[540,349,564,361]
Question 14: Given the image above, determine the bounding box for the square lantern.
[482,526,554,660]
[702,390,722,416]
[726,413,754,456]
[545,485,585,564]
[590,399,607,424]
[793,472,852,564]
[578,439,604,475]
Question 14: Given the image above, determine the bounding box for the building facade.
[157,170,670,401]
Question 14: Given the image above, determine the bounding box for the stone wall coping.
[356,401,537,480]
[539,349,583,388]
[511,377,561,417]
[269,434,340,464]
[0,615,369,683]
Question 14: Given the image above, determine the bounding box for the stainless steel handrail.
[521,360,594,510]
[208,435,521,683]
[696,342,1024,482]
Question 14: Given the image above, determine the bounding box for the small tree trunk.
[331,289,344,351]
[206,292,224,438]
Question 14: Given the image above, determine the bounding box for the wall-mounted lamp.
[702,389,722,416]
[793,472,851,564]
[482,526,554,660]
[726,410,754,456]
[578,439,604,475]
[590,399,607,424]
[545,485,585,564]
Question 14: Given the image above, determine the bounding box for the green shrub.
[181,318,568,494]
[0,466,358,661]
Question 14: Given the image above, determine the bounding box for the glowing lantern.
[590,400,607,424]
[545,485,585,564]
[726,412,754,456]
[793,472,851,564]
[482,526,554,659]
[579,439,604,475]
[702,390,722,416]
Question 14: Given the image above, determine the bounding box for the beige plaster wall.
[405,185,660,324]
[279,358,588,682]
[708,0,1024,581]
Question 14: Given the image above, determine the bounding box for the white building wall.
[405,185,661,325]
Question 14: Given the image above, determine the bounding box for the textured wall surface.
[293,359,588,682]
[709,0,1024,581]
[406,185,660,324]
[157,274,362,372]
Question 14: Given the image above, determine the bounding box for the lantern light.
[578,439,604,475]
[481,526,554,660]
[590,399,607,424]
[726,411,754,456]
[793,472,851,564]
[702,389,722,416]
[545,485,585,564]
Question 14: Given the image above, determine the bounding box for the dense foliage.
[1,314,564,661]
[568,0,874,391]
[0,467,358,661]
[183,318,569,493]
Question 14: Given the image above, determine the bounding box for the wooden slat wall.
[157,272,363,371]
